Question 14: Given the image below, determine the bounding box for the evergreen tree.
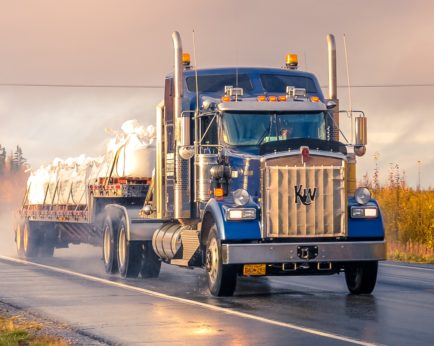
[11,145,26,173]
[0,145,6,176]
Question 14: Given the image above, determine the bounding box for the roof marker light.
[310,96,320,102]
[182,53,191,67]
[278,96,287,101]
[257,95,267,102]
[268,96,277,102]
[221,95,231,102]
[285,54,298,70]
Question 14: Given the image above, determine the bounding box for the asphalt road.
[0,244,433,345]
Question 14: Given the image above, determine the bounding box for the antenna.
[343,34,354,143]
[192,29,199,114]
[192,29,200,156]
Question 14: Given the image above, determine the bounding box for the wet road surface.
[1,245,433,345]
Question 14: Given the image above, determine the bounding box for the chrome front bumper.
[221,241,386,265]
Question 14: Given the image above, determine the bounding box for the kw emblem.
[294,185,318,205]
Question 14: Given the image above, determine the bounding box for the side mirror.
[326,100,337,109]
[355,116,367,146]
[354,116,367,157]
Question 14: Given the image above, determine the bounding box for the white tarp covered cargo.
[26,120,155,205]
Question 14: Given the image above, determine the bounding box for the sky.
[1,0,434,188]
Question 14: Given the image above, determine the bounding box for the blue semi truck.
[16,31,385,296]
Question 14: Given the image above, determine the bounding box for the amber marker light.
[311,96,320,102]
[214,187,224,197]
[182,53,191,67]
[221,95,231,102]
[285,54,298,69]
[278,96,287,101]
[257,95,267,102]
[268,96,277,102]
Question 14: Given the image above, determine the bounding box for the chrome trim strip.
[218,101,326,112]
[261,149,347,163]
[221,241,386,264]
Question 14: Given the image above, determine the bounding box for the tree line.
[0,144,27,175]
[361,162,434,262]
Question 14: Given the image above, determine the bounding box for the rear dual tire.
[16,220,55,259]
[102,212,161,279]
[102,215,119,274]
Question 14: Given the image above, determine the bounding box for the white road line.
[0,255,378,346]
[381,262,434,272]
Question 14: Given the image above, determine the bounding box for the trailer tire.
[345,261,378,294]
[140,241,161,278]
[117,216,141,278]
[102,215,118,274]
[15,221,25,258]
[205,225,237,297]
[39,243,55,258]
[23,220,40,258]
[39,224,56,257]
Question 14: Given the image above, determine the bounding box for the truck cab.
[147,32,385,296]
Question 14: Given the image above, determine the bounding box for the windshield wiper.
[257,118,273,145]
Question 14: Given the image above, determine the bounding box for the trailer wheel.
[23,220,40,258]
[39,224,56,257]
[117,216,141,278]
[205,225,237,297]
[345,261,378,294]
[140,241,161,278]
[102,216,118,274]
[15,222,24,258]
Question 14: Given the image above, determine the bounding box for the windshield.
[222,111,326,146]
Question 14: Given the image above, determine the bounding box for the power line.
[334,83,434,88]
[1,82,434,89]
[0,83,164,89]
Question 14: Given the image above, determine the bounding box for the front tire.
[345,261,378,294]
[205,225,237,297]
[117,217,141,278]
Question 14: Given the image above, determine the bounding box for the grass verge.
[0,315,69,346]
[387,240,434,264]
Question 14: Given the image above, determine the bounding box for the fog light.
[233,189,250,206]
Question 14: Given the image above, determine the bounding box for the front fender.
[347,198,385,238]
[203,198,261,241]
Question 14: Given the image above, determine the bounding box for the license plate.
[243,264,266,276]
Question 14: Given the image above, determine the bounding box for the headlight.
[226,208,256,220]
[354,187,371,205]
[233,189,250,206]
[351,206,378,218]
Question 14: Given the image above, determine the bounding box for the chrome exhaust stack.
[172,31,191,219]
[327,34,339,141]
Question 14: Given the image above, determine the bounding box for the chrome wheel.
[23,223,29,254]
[117,216,141,278]
[103,225,111,266]
[102,215,118,274]
[16,223,22,254]
[118,226,126,270]
[206,236,219,287]
[205,226,237,297]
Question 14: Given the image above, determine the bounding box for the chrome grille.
[263,163,346,238]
